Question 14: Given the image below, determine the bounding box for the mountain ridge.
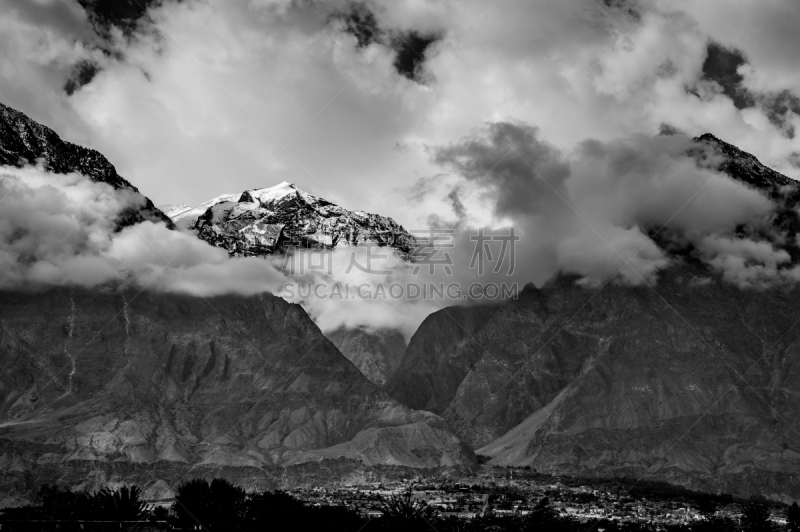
[0,102,173,229]
[0,287,475,504]
[170,181,417,260]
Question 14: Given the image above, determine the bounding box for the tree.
[173,478,246,531]
[787,503,800,532]
[244,490,306,527]
[379,486,437,531]
[696,497,718,519]
[741,499,772,532]
[523,496,562,531]
[149,505,171,523]
[35,484,94,520]
[695,515,737,532]
[92,485,147,521]
[242,490,363,532]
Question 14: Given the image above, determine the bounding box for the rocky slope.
[522,272,797,497]
[385,304,503,412]
[386,137,800,500]
[0,102,172,229]
[388,263,800,501]
[0,288,473,502]
[327,327,407,387]
[170,181,416,259]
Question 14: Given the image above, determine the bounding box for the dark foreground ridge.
[1,474,798,532]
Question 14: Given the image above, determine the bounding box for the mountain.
[327,327,407,387]
[169,181,416,259]
[0,288,474,504]
[386,135,800,501]
[385,304,502,412]
[0,102,173,229]
[693,133,800,261]
[166,182,419,384]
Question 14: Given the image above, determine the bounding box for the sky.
[3,0,800,334]
[2,0,799,227]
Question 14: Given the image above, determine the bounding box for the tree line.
[0,479,799,532]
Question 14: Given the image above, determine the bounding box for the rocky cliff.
[0,288,473,503]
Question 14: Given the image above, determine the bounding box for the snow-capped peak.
[168,192,241,230]
[241,181,304,205]
[157,203,192,219]
[169,181,416,258]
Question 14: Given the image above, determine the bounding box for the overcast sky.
[2,0,799,231]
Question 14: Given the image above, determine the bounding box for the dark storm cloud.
[391,30,441,82]
[434,122,570,219]
[701,42,754,109]
[658,123,683,136]
[698,41,800,140]
[335,1,383,48]
[3,0,174,98]
[446,187,466,220]
[332,2,442,83]
[601,0,642,22]
[77,0,165,36]
[64,60,100,96]
[762,91,800,139]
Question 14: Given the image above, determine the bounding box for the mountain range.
[1,102,799,503]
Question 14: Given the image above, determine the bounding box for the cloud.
[433,123,779,286]
[697,235,792,288]
[2,0,799,224]
[275,247,443,340]
[1,0,800,333]
[0,165,286,295]
[700,42,753,110]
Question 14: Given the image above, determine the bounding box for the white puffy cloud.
[275,247,443,339]
[698,235,792,288]
[0,165,286,295]
[0,0,799,333]
[433,124,780,286]
[1,0,797,227]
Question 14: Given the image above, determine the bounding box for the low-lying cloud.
[1,124,796,341]
[0,165,286,296]
[432,122,784,288]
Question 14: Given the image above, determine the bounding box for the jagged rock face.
[173,181,416,259]
[0,289,474,499]
[327,327,407,387]
[0,102,173,229]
